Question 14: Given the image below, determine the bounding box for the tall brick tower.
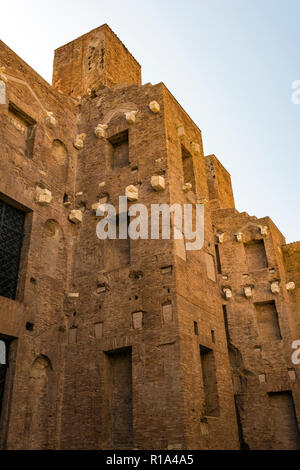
[0,25,299,450]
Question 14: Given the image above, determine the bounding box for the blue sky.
[2,0,300,242]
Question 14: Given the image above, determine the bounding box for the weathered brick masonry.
[0,24,299,449]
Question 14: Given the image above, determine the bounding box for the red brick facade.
[0,25,299,450]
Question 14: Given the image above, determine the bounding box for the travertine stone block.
[286,282,295,291]
[94,124,108,139]
[69,210,83,224]
[216,233,225,244]
[45,112,57,128]
[223,288,232,300]
[271,281,280,294]
[98,182,106,189]
[73,133,86,150]
[125,110,138,124]
[259,226,268,237]
[75,192,83,197]
[244,286,252,298]
[149,101,160,113]
[191,142,200,154]
[132,311,143,329]
[63,201,72,208]
[151,175,165,191]
[36,187,52,206]
[259,374,266,384]
[125,185,139,201]
[68,293,79,299]
[197,197,208,205]
[95,204,107,217]
[235,232,243,242]
[182,183,192,193]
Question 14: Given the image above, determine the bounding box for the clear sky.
[1,0,300,243]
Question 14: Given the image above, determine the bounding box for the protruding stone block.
[259,374,266,384]
[73,133,86,150]
[223,287,232,300]
[132,311,143,329]
[259,225,268,237]
[63,201,72,208]
[182,183,192,193]
[45,112,57,128]
[69,210,83,224]
[92,202,106,216]
[125,185,139,201]
[216,233,225,244]
[244,286,253,298]
[286,282,295,291]
[149,101,160,113]
[0,66,8,83]
[197,197,208,205]
[36,187,52,206]
[151,175,165,192]
[98,182,106,189]
[191,142,200,154]
[235,232,243,242]
[271,281,280,294]
[94,124,108,139]
[125,110,138,124]
[68,293,79,299]
[75,192,83,197]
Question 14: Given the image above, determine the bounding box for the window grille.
[0,200,25,300]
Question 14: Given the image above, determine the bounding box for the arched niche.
[51,139,68,181]
[24,355,53,449]
[40,219,66,280]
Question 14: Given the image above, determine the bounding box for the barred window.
[0,200,25,300]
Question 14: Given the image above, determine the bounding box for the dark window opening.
[211,330,216,343]
[105,347,133,448]
[8,103,36,158]
[0,200,26,300]
[254,301,282,341]
[200,345,220,417]
[215,244,222,274]
[268,392,300,449]
[109,130,129,169]
[244,239,268,271]
[194,321,199,336]
[26,322,34,332]
[181,145,196,191]
[222,305,231,344]
[104,212,130,271]
[234,395,250,450]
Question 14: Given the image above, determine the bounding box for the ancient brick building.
[0,24,299,450]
